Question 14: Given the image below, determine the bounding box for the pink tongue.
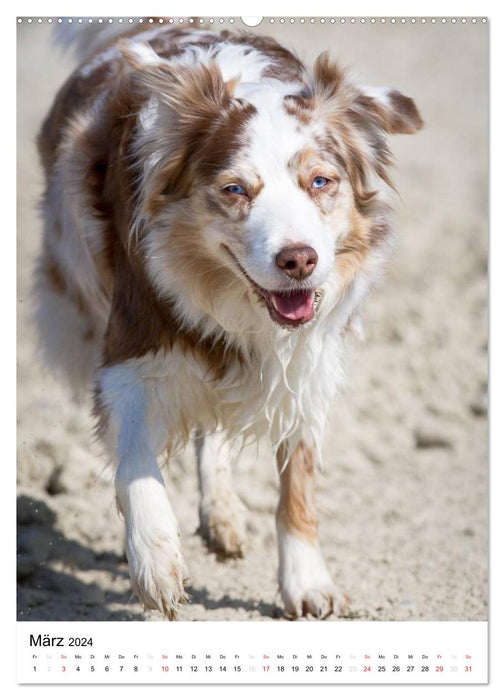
[272,290,314,321]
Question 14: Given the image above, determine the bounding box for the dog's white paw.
[278,527,346,619]
[282,583,346,619]
[117,474,189,618]
[198,487,247,558]
[125,521,189,619]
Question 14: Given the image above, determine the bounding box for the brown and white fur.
[35,24,422,619]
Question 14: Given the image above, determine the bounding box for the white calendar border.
[6,0,502,697]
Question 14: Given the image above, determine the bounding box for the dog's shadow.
[186,585,284,619]
[17,494,284,621]
[17,494,143,621]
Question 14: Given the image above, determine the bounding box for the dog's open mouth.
[264,288,317,327]
[224,247,322,328]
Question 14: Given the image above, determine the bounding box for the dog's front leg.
[276,439,344,619]
[96,362,188,619]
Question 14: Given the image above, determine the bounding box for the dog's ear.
[312,52,423,135]
[354,87,424,135]
[307,53,423,209]
[119,40,238,122]
[119,40,249,205]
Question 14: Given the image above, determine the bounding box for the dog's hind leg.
[33,256,103,398]
[194,432,247,558]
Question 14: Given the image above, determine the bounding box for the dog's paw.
[126,529,189,619]
[282,584,346,619]
[278,527,347,619]
[198,488,247,558]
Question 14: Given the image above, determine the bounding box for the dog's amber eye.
[223,184,247,196]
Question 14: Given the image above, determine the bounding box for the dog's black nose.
[276,245,318,281]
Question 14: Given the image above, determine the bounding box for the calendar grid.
[17,621,488,684]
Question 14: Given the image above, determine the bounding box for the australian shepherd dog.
[35,23,422,619]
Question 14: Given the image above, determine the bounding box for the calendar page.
[16,6,489,689]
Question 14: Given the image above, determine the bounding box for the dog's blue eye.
[225,184,246,196]
[312,176,328,189]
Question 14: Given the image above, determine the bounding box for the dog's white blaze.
[234,89,338,291]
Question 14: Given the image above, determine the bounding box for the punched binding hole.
[241,17,263,27]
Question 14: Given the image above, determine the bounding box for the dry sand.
[17,19,488,622]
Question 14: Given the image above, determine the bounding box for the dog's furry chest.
[116,324,347,459]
